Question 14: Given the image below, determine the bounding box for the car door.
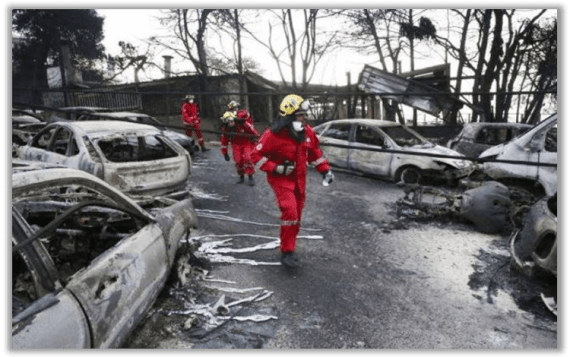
[62,205,169,348]
[348,123,392,177]
[12,208,91,349]
[317,123,352,168]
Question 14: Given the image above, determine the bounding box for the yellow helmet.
[221,111,237,123]
[279,94,305,116]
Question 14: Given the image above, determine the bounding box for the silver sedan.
[315,119,473,184]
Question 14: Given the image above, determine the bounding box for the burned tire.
[396,165,421,184]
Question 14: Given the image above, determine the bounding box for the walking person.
[181,95,208,152]
[250,94,334,268]
[220,101,260,186]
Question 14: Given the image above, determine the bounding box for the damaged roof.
[58,120,160,136]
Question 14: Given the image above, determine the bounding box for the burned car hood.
[405,143,470,168]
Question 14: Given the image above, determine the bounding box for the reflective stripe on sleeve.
[255,156,268,169]
[311,157,326,166]
[281,220,300,226]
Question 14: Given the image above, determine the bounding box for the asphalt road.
[125,143,557,349]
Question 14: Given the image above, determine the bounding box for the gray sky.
[97,8,377,86]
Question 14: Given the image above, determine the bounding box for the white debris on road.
[160,288,277,330]
[187,233,323,266]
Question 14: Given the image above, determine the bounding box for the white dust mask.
[292,121,304,132]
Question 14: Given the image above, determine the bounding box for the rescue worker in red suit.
[181,95,208,151]
[220,101,260,186]
[250,94,334,268]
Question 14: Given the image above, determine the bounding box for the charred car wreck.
[16,120,192,203]
[478,113,557,197]
[12,163,198,348]
[315,119,474,185]
[509,192,557,316]
[396,181,518,234]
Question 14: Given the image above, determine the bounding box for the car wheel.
[396,166,421,184]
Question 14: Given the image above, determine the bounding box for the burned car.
[47,106,112,124]
[12,163,198,348]
[510,193,557,278]
[315,119,474,184]
[12,109,48,157]
[447,122,532,157]
[478,113,557,197]
[76,111,195,155]
[16,120,192,199]
[13,109,45,126]
[510,191,557,318]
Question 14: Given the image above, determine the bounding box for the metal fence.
[13,87,143,112]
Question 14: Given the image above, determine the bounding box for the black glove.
[224,154,230,162]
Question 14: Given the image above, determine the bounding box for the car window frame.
[31,126,59,150]
[380,125,427,147]
[51,126,79,156]
[320,122,353,141]
[354,124,388,147]
[12,207,61,321]
[12,199,150,256]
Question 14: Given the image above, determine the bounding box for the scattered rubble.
[395,181,537,234]
[395,180,556,319]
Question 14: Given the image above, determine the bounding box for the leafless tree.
[151,9,216,114]
[211,9,261,107]
[106,41,162,83]
[435,9,553,123]
[241,9,339,92]
[338,9,408,122]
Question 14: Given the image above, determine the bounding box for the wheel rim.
[401,167,420,184]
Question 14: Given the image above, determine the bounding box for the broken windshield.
[381,126,428,147]
[96,134,178,163]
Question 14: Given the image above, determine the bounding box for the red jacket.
[181,102,200,126]
[251,124,330,194]
[220,111,259,156]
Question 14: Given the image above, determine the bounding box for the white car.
[314,119,473,184]
[478,113,557,197]
[17,120,192,199]
[12,163,197,348]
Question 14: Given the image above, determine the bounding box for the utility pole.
[409,9,418,127]
[58,41,70,106]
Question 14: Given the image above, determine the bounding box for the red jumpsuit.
[250,124,330,253]
[220,109,259,176]
[181,101,204,146]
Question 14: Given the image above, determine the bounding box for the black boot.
[236,175,245,184]
[248,175,255,186]
[281,252,300,268]
[200,144,210,152]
